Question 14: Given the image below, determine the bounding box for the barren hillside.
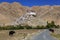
[0,2,28,25]
[0,2,60,26]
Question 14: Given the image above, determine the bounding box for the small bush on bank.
[46,21,59,29]
[25,25,32,29]
[0,25,24,30]
[33,25,46,29]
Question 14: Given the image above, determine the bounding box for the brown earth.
[0,30,40,40]
[0,2,60,26]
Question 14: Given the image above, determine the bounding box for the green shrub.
[0,25,24,30]
[23,25,32,29]
[0,21,60,30]
[55,25,60,28]
[46,21,56,28]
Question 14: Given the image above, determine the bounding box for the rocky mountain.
[0,2,27,26]
[0,2,60,26]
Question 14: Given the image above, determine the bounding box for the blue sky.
[0,0,60,6]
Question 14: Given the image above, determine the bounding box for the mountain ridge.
[0,2,60,26]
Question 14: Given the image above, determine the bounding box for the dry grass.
[51,33,60,40]
[0,29,41,40]
[51,29,60,40]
